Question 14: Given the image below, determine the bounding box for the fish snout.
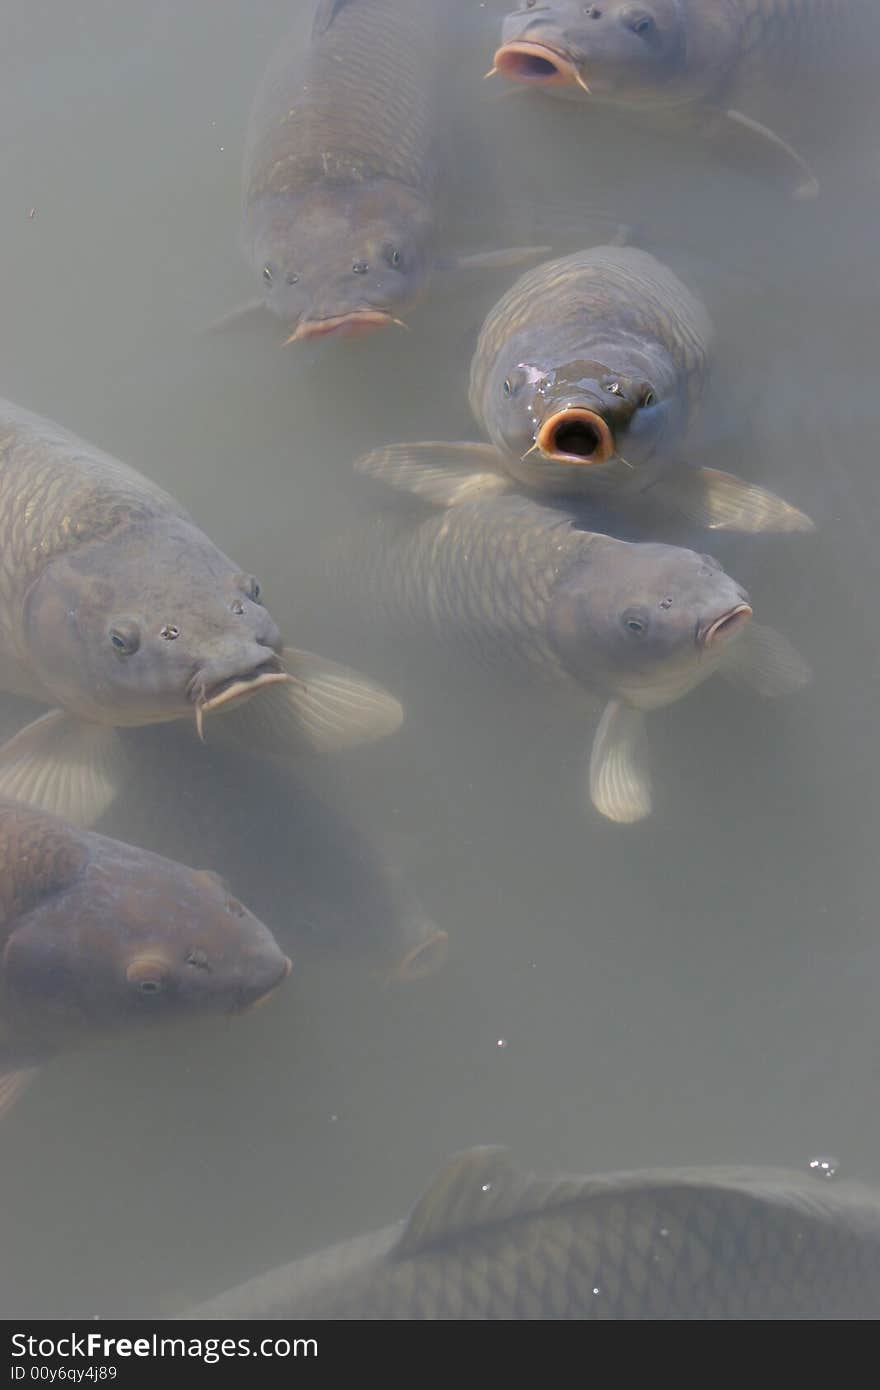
[492,40,587,90]
[536,408,615,464]
[698,603,753,650]
[235,951,292,1015]
[192,644,286,717]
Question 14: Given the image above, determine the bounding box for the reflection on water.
[1,0,880,1317]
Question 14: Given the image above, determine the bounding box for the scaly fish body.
[352,448,808,821]
[242,0,443,336]
[0,797,290,1099]
[191,1148,880,1319]
[469,246,711,501]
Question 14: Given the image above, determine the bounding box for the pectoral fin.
[717,623,812,698]
[589,700,652,824]
[355,442,510,508]
[706,107,819,200]
[657,467,815,534]
[442,246,551,272]
[0,712,126,827]
[213,649,403,758]
[0,1068,37,1121]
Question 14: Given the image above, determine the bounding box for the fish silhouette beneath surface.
[189,1147,880,1318]
[0,797,291,1119]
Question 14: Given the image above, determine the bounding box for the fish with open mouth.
[189,1147,880,1318]
[489,1,872,198]
[223,0,544,343]
[363,245,813,533]
[352,449,809,822]
[0,797,291,1120]
[0,398,403,826]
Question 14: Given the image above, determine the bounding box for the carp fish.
[0,797,291,1119]
[229,0,543,342]
[489,0,872,198]
[0,399,402,827]
[352,446,809,822]
[189,1146,880,1318]
[373,246,813,533]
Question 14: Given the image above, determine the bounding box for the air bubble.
[808,1155,840,1180]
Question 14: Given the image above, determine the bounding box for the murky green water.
[1,0,880,1317]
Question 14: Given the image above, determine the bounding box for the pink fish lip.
[699,603,753,650]
[386,929,450,986]
[197,662,288,717]
[536,408,615,464]
[284,310,407,343]
[492,40,586,89]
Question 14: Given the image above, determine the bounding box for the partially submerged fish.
[190,1147,880,1318]
[352,449,809,822]
[490,1,869,197]
[0,797,291,1119]
[376,246,813,532]
[231,0,543,343]
[0,399,402,826]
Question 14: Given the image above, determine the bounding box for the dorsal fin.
[394,1147,583,1257]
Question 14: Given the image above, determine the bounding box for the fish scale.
[0,801,86,935]
[244,0,441,207]
[191,1153,880,1319]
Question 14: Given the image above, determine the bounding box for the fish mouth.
[236,954,293,1015]
[386,929,450,986]
[284,310,408,343]
[192,661,290,740]
[699,603,753,649]
[536,409,615,465]
[491,41,589,92]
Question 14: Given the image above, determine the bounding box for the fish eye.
[108,622,140,655]
[621,607,650,636]
[352,261,369,275]
[626,11,655,36]
[605,380,622,396]
[225,897,245,919]
[185,949,209,971]
[230,599,245,616]
[385,247,403,269]
[159,624,180,641]
[285,272,299,286]
[502,368,528,398]
[640,387,657,408]
[503,379,512,397]
[262,265,274,285]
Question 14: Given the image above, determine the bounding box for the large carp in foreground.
[0,399,402,826]
[352,446,809,823]
[490,0,874,198]
[0,798,291,1119]
[189,1147,880,1318]
[233,0,542,342]
[374,245,813,533]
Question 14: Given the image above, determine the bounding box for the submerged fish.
[375,246,813,533]
[352,449,809,822]
[0,798,291,1118]
[490,1,869,197]
[230,0,543,342]
[0,399,402,826]
[190,1147,880,1318]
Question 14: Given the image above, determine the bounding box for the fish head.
[494,1,687,103]
[549,541,752,707]
[23,524,284,729]
[2,844,291,1035]
[254,184,434,342]
[486,354,671,495]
